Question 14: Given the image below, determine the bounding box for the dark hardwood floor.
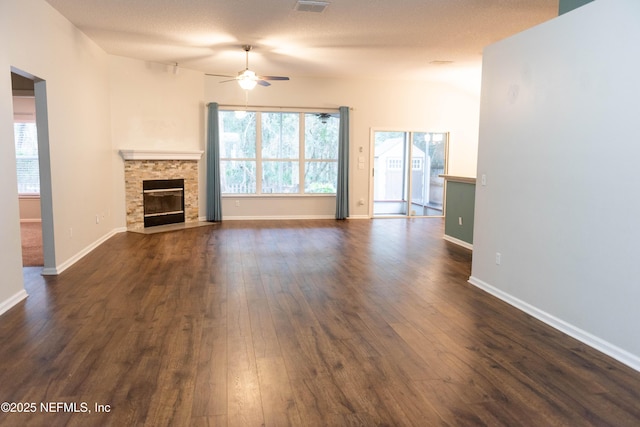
[1,219,639,426]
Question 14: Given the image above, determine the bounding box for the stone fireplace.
[119,150,203,230]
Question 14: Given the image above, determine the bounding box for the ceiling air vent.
[294,0,330,13]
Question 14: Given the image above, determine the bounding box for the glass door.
[411,132,447,216]
[373,131,409,215]
[373,130,447,217]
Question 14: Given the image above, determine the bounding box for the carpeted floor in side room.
[20,222,43,266]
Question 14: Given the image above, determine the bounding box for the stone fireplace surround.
[119,150,203,230]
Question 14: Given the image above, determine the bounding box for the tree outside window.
[220,111,257,193]
[304,113,338,193]
[262,112,299,193]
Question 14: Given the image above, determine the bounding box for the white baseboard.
[347,215,371,220]
[223,215,337,221]
[200,215,370,221]
[468,276,640,373]
[0,290,29,317]
[42,228,124,276]
[443,234,473,250]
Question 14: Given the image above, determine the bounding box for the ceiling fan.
[206,45,289,90]
[316,112,338,123]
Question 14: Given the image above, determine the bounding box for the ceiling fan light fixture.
[237,69,258,90]
[238,77,257,90]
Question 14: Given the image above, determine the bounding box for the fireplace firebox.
[143,179,185,227]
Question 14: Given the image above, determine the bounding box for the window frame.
[219,108,340,197]
[14,119,40,196]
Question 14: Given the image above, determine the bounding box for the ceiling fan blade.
[256,80,271,87]
[218,79,238,84]
[258,76,290,81]
[205,73,235,78]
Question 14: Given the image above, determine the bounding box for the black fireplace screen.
[142,179,185,227]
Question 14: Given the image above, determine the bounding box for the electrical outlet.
[96,214,100,224]
[495,252,501,265]
[235,200,240,207]
[458,216,463,226]
[481,174,487,186]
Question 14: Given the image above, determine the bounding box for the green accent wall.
[444,181,475,245]
[559,0,595,15]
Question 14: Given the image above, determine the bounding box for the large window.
[220,110,339,195]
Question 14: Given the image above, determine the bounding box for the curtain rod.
[213,103,351,112]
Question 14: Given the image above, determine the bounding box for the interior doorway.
[12,74,42,267]
[11,69,55,273]
[372,130,448,217]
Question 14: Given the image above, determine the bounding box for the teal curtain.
[206,103,222,222]
[335,106,350,219]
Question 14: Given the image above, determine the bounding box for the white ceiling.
[44,0,559,82]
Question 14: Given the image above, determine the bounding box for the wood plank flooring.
[1,219,639,426]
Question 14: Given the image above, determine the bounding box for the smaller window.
[412,158,423,170]
[14,122,40,195]
[387,158,403,170]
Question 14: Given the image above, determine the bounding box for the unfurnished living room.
[2,0,640,426]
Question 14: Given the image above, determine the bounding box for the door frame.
[368,127,449,218]
[11,67,56,273]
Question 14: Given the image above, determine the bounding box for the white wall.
[0,61,25,312]
[1,0,115,309]
[205,73,481,218]
[471,0,640,370]
[108,56,205,226]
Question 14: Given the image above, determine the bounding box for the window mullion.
[256,111,263,194]
[299,112,305,194]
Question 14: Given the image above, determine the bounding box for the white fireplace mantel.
[119,149,204,161]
